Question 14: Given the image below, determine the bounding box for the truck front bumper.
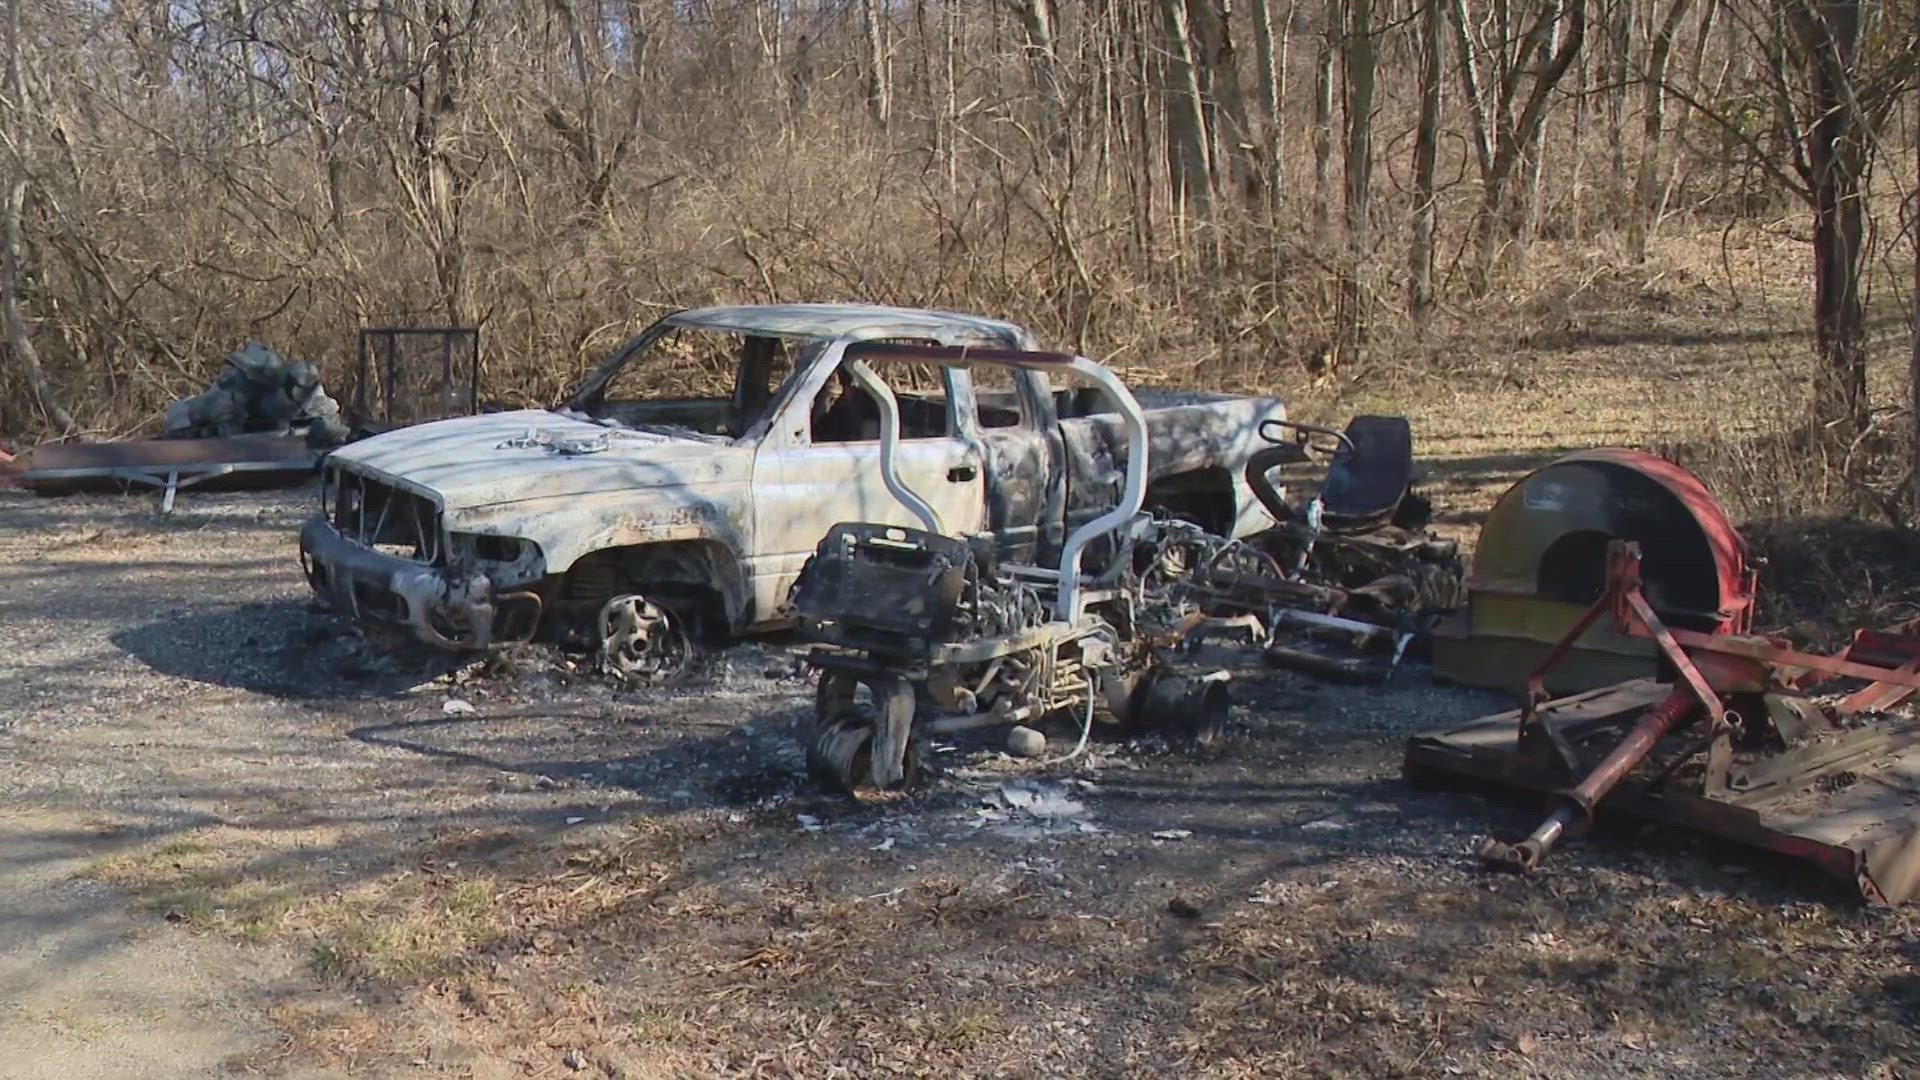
[299,514,510,650]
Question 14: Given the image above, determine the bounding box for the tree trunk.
[1410,0,1442,325]
[1160,0,1214,216]
[1665,0,1718,221]
[860,0,890,129]
[1450,0,1494,182]
[1604,0,1633,190]
[1339,0,1376,362]
[1627,0,1694,261]
[1127,4,1160,249]
[1471,0,1586,292]
[1188,0,1260,206]
[1795,0,1869,432]
[1517,2,1563,250]
[1008,0,1067,148]
[1807,118,1869,434]
[3,181,75,437]
[1810,147,1869,433]
[943,0,959,193]
[2,0,74,437]
[1312,0,1340,230]
[1251,0,1288,209]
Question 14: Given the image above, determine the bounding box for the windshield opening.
[569,326,798,440]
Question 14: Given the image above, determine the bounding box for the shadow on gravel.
[0,488,314,534]
[111,600,461,699]
[341,688,833,808]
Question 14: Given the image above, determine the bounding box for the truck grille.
[325,465,445,564]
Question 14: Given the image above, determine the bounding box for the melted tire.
[1128,670,1230,747]
[802,703,921,787]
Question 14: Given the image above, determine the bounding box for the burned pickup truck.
[299,304,1285,677]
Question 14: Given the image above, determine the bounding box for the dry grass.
[88,807,1920,1078]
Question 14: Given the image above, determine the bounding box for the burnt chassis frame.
[796,343,1221,791]
[1412,540,1920,902]
[353,327,481,430]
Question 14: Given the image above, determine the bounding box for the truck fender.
[559,540,752,633]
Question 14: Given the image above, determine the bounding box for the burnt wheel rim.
[598,594,693,685]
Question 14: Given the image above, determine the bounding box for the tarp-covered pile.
[164,344,349,446]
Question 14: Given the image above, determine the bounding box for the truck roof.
[845,341,1078,369]
[664,304,1033,347]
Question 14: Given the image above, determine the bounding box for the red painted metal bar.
[1476,688,1699,871]
[1519,579,1618,730]
[1837,659,1920,715]
[1625,590,1728,730]
[1664,628,1920,691]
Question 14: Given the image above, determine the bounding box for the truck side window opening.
[1056,382,1121,418]
[970,364,1025,429]
[1020,367,1122,419]
[809,362,955,444]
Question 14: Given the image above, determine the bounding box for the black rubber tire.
[805,710,923,793]
[1127,670,1230,747]
[805,674,921,793]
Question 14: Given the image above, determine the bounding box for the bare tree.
[1312,0,1341,229]
[1791,0,1876,430]
[1602,0,1635,188]
[1626,0,1698,261]
[378,0,487,326]
[1454,0,1588,289]
[1250,0,1292,208]
[1663,0,1917,430]
[1187,0,1261,205]
[861,0,891,128]
[542,0,655,215]
[1410,0,1443,325]
[1,0,74,436]
[1161,0,1215,216]
[1339,0,1378,361]
[1008,0,1067,146]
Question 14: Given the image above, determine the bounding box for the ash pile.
[164,344,349,446]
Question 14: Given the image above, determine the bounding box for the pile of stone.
[163,344,349,446]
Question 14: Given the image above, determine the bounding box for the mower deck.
[1405,679,1920,904]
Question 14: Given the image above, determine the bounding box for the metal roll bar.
[1049,356,1148,622]
[833,341,1151,625]
[840,357,945,536]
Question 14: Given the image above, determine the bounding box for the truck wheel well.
[558,541,748,638]
[1147,467,1236,535]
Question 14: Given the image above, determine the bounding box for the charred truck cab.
[298,303,1286,676]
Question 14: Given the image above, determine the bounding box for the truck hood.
[326,410,749,511]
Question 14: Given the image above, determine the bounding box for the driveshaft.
[1475,687,1698,871]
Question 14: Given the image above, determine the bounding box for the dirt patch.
[0,808,307,1080]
